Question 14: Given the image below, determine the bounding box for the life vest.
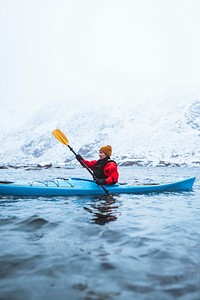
[93,158,117,179]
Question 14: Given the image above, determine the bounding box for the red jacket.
[82,159,119,185]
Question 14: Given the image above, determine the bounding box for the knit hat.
[99,145,112,157]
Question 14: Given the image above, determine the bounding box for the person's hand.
[96,179,106,185]
[76,154,83,162]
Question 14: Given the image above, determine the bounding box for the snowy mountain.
[0,97,200,167]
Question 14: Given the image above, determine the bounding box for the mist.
[1,0,200,133]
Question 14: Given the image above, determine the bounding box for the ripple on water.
[0,167,199,300]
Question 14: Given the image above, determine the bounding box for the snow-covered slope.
[0,98,200,167]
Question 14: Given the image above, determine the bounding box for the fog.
[1,0,200,132]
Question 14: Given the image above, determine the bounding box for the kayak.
[0,177,196,197]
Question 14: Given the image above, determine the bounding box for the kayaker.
[76,145,119,185]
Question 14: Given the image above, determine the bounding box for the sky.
[0,0,200,131]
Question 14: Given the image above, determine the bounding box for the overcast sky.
[1,0,200,130]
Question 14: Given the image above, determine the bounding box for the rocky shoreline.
[1,158,199,170]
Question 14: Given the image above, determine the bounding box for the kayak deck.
[0,177,196,197]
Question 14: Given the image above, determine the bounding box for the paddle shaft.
[67,144,110,196]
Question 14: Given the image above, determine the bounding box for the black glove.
[76,154,83,162]
[96,179,106,185]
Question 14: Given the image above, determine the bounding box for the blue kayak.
[0,177,196,197]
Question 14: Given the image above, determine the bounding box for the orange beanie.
[99,145,112,157]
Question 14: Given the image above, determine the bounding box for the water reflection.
[84,195,122,225]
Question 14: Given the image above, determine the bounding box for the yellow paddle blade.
[52,129,69,145]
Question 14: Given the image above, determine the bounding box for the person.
[76,145,119,185]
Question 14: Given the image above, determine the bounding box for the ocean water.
[0,166,200,300]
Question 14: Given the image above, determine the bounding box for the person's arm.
[104,162,119,185]
[81,159,97,170]
[75,154,97,170]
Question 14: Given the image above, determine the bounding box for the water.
[0,166,200,300]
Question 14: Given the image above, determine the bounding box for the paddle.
[52,129,111,196]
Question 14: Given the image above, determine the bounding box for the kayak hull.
[0,177,196,197]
